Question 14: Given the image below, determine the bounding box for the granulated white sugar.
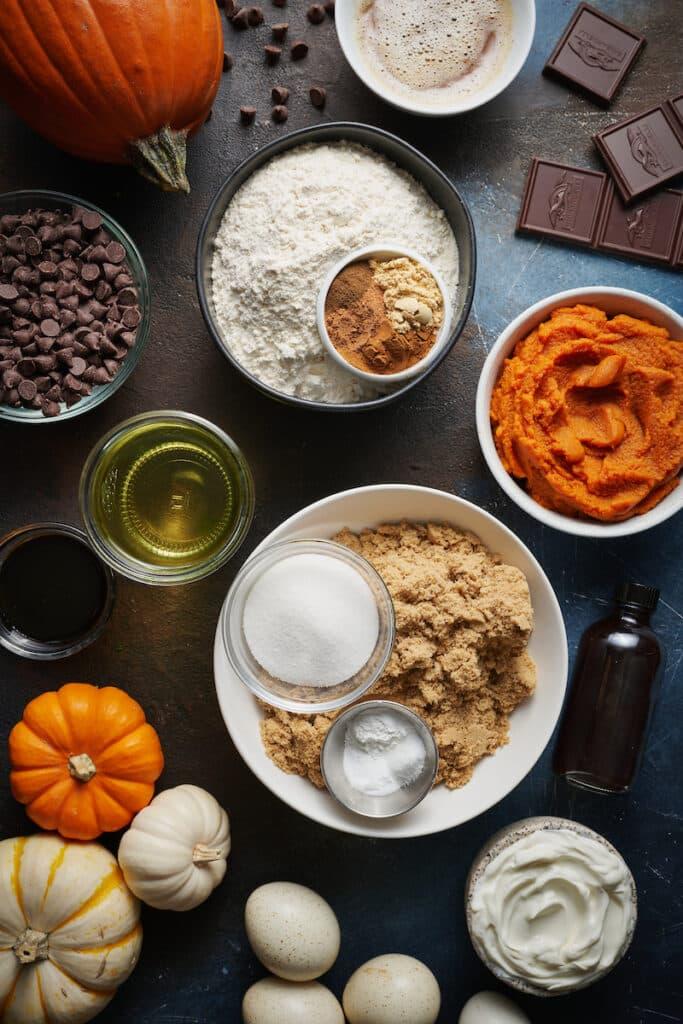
[211,142,459,403]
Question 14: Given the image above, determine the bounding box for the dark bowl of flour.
[196,122,476,413]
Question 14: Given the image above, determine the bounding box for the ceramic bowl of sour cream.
[465,816,638,996]
[335,0,536,117]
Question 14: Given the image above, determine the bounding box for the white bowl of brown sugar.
[213,484,568,840]
[316,245,453,386]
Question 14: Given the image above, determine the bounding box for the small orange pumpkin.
[0,0,223,192]
[9,682,164,841]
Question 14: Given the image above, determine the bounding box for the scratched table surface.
[0,1,681,1021]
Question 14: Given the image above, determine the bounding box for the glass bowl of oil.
[79,411,255,585]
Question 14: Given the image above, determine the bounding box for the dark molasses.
[0,532,109,644]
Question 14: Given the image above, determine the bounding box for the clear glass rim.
[0,188,151,425]
[221,537,396,713]
[0,522,116,660]
[79,410,255,586]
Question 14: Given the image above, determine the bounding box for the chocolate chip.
[223,51,234,71]
[291,40,309,60]
[121,306,141,329]
[307,3,325,22]
[81,210,103,231]
[240,106,257,124]
[324,0,335,16]
[0,283,18,302]
[24,236,42,257]
[272,85,290,104]
[265,44,282,64]
[232,7,249,28]
[37,261,57,278]
[309,85,326,108]
[81,263,100,282]
[16,358,36,377]
[247,5,264,25]
[18,379,37,402]
[40,318,60,337]
[272,104,289,123]
[104,241,126,264]
[70,356,87,377]
[272,22,288,41]
[41,399,60,417]
[116,287,138,308]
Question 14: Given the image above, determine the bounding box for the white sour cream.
[470,827,635,992]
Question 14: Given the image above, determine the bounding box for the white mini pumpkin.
[0,834,141,1024]
[118,784,230,911]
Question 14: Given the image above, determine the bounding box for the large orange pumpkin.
[0,0,223,192]
[9,682,164,841]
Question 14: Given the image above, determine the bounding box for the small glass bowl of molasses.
[0,523,115,660]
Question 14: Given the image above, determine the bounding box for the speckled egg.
[343,953,441,1024]
[459,991,531,1024]
[242,977,345,1024]
[245,882,341,981]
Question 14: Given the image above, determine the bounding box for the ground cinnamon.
[324,257,442,374]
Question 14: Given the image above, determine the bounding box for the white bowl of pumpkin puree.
[476,287,683,538]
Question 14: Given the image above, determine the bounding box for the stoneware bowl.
[335,0,536,117]
[316,244,453,386]
[196,122,475,412]
[465,815,638,996]
[476,286,683,538]
[213,484,568,839]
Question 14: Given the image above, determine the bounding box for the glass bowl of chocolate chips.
[0,190,150,422]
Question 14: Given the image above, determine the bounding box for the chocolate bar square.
[667,93,683,137]
[544,3,645,105]
[594,104,683,202]
[597,185,683,265]
[517,159,607,245]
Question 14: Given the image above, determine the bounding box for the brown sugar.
[260,522,537,790]
[324,257,442,375]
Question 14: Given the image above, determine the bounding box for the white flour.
[211,142,460,403]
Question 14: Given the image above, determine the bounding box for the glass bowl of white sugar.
[221,539,395,714]
[320,700,439,819]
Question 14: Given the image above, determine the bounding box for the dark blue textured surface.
[0,1,681,1021]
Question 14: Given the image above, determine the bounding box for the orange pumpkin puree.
[490,304,683,522]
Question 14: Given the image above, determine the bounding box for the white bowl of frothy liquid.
[336,0,536,117]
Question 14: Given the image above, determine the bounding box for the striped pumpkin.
[0,834,141,1024]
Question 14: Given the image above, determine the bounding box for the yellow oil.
[90,418,248,569]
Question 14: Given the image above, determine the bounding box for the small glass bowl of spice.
[317,245,452,385]
[321,700,439,819]
[222,539,395,713]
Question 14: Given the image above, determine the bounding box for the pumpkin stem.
[68,753,97,782]
[13,928,49,964]
[129,125,191,194]
[192,844,224,864]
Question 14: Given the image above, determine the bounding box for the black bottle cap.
[616,581,660,611]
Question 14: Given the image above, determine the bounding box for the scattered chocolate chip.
[310,85,326,108]
[240,106,257,124]
[272,104,289,123]
[247,5,264,25]
[272,85,290,104]
[307,3,325,22]
[272,22,288,41]
[291,39,309,60]
[223,51,234,71]
[232,7,249,28]
[265,44,282,64]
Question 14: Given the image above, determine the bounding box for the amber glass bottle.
[553,582,663,794]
